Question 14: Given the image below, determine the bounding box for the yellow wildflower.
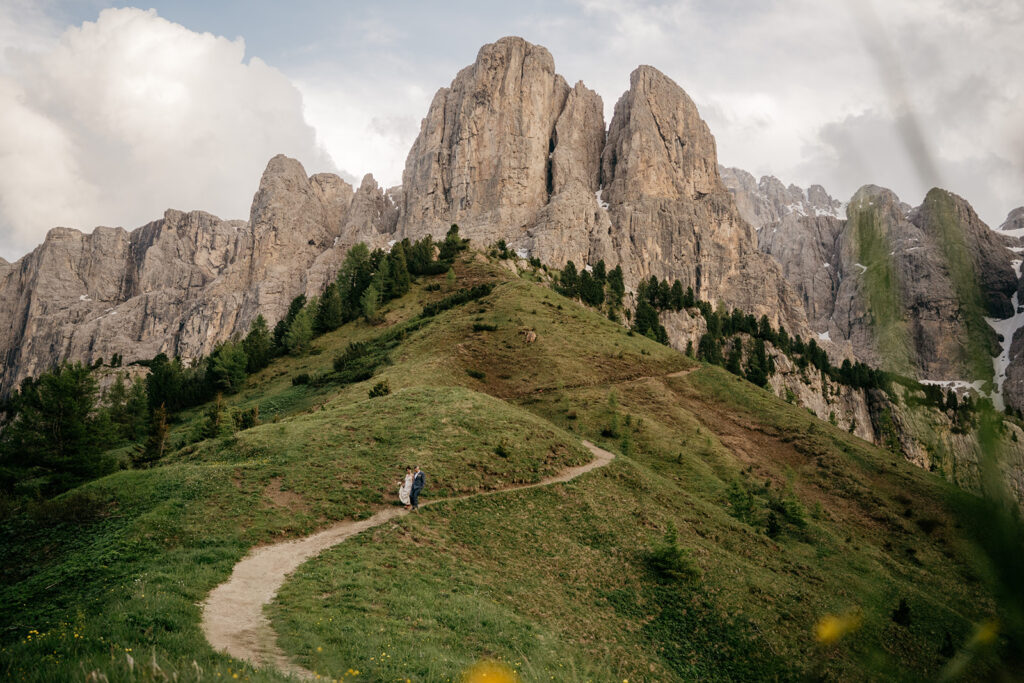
[462,659,520,683]
[814,611,862,644]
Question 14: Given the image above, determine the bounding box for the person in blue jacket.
[410,465,425,511]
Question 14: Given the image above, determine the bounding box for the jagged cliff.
[0,156,396,394]
[723,168,1022,401]
[396,39,807,330]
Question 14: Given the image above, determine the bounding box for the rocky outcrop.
[0,157,395,394]
[396,39,808,332]
[2,36,818,392]
[1001,207,1024,234]
[721,167,846,231]
[590,68,807,330]
[727,171,1020,387]
[398,37,573,244]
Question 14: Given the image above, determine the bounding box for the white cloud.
[295,74,428,189]
[0,7,334,260]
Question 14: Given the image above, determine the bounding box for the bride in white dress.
[398,467,413,509]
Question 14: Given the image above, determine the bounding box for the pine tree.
[647,276,660,307]
[124,378,149,441]
[201,394,231,439]
[657,279,672,310]
[632,299,660,337]
[579,270,605,306]
[670,280,684,310]
[104,372,130,437]
[561,261,579,297]
[592,260,607,283]
[132,403,169,468]
[745,338,770,387]
[207,341,248,394]
[946,390,959,411]
[336,244,374,322]
[607,265,625,306]
[146,353,183,411]
[726,338,744,375]
[243,314,272,372]
[372,253,392,305]
[388,241,411,298]
[284,306,314,355]
[683,286,695,308]
[361,283,382,322]
[697,334,722,364]
[315,283,344,334]
[439,224,467,260]
[0,362,110,492]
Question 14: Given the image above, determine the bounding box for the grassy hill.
[1,253,1018,681]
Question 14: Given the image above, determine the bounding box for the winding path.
[200,440,616,679]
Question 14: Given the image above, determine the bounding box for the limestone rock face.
[1001,207,1024,234]
[398,37,571,244]
[529,81,611,269]
[720,167,845,230]
[602,66,718,204]
[0,157,391,394]
[729,171,1021,386]
[394,39,808,330]
[0,211,247,392]
[595,67,808,331]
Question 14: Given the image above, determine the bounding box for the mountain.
[0,37,810,395]
[722,168,1023,406]
[0,157,399,394]
[398,40,806,328]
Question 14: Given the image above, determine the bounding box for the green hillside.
[1,253,1019,681]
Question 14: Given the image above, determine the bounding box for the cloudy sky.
[0,0,1021,260]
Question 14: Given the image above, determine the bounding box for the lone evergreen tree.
[315,283,344,334]
[243,314,272,372]
[561,261,579,298]
[284,306,314,355]
[132,403,169,468]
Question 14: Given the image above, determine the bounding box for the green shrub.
[766,511,782,538]
[472,322,498,332]
[292,373,311,386]
[368,381,391,398]
[726,481,757,525]
[466,369,486,380]
[646,524,699,582]
[235,406,261,430]
[421,284,495,317]
[28,489,109,526]
[891,598,911,626]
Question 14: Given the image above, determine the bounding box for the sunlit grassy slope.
[0,254,1003,681]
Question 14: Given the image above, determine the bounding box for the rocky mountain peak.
[602,65,719,204]
[397,36,572,244]
[719,167,844,231]
[999,206,1024,234]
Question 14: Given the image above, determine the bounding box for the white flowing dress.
[399,474,413,505]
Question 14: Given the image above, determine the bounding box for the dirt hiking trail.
[201,439,616,679]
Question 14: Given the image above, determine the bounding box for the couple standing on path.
[398,466,425,510]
